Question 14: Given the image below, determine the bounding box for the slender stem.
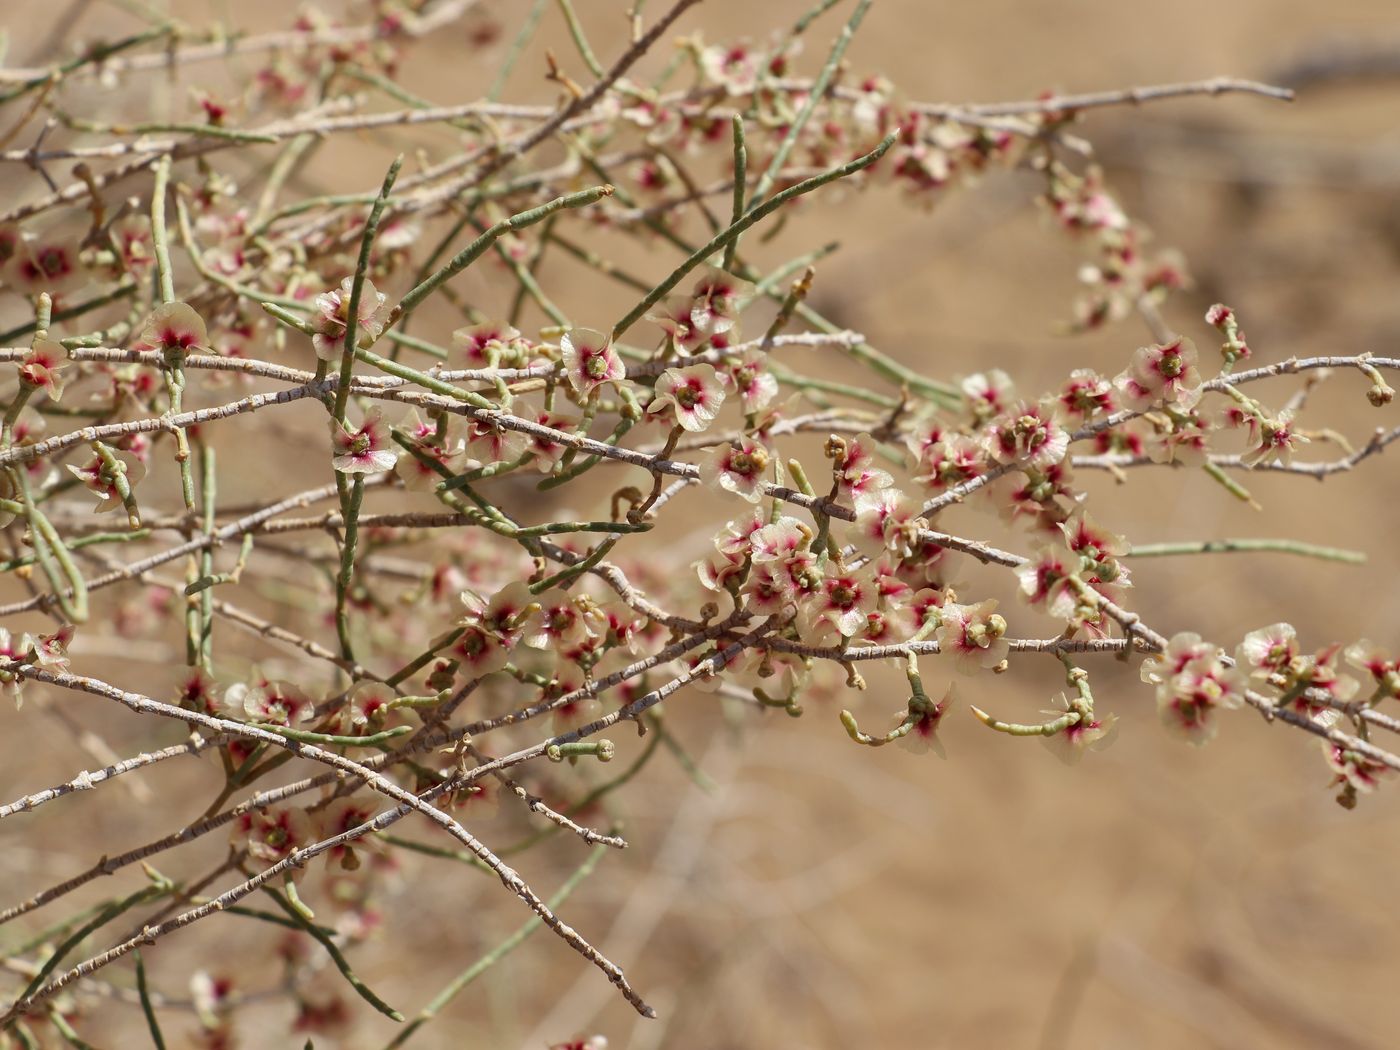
[393,185,613,322]
[336,476,366,661]
[747,0,872,212]
[721,114,747,272]
[384,842,607,1049]
[612,131,896,340]
[1126,538,1366,563]
[334,155,403,425]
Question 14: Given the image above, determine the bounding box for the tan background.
[2,0,1400,1047]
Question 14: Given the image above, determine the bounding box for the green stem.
[556,0,605,77]
[748,0,872,212]
[393,185,613,322]
[1126,538,1365,564]
[612,132,896,340]
[135,952,167,1050]
[335,476,365,660]
[722,115,748,271]
[334,155,403,425]
[261,884,404,1022]
[383,843,608,1049]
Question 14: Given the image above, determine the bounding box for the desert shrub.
[0,0,1396,1045]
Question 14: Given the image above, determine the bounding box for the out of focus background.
[3,1,1400,1047]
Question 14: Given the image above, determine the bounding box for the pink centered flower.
[897,683,955,757]
[1057,368,1116,423]
[1241,410,1308,467]
[853,489,925,559]
[1346,640,1400,701]
[1236,623,1299,682]
[650,363,725,432]
[18,338,68,401]
[560,328,625,396]
[831,432,893,507]
[312,276,388,360]
[10,235,82,295]
[688,267,745,338]
[465,417,530,466]
[135,302,208,353]
[67,450,145,512]
[703,437,771,502]
[960,369,1015,423]
[1114,337,1203,411]
[1325,742,1393,796]
[453,321,525,366]
[1148,637,1244,745]
[238,805,313,869]
[722,351,779,414]
[983,401,1069,470]
[331,411,397,474]
[800,571,878,639]
[936,600,1009,674]
[1041,701,1118,765]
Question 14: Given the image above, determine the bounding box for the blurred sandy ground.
[3,0,1400,1047]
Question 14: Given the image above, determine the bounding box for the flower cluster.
[0,0,1390,1044]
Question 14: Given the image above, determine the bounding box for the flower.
[110,214,155,275]
[1147,410,1210,467]
[1114,337,1202,411]
[1346,640,1400,701]
[312,276,388,360]
[1041,699,1117,765]
[465,417,529,466]
[30,625,73,672]
[134,302,208,353]
[450,625,510,677]
[799,571,878,639]
[526,590,604,650]
[175,668,222,715]
[343,681,395,733]
[1060,510,1130,589]
[1057,368,1116,423]
[935,600,1008,674]
[395,412,463,490]
[853,489,925,559]
[460,580,537,646]
[703,437,771,502]
[229,678,314,726]
[9,234,82,295]
[1149,637,1245,744]
[18,338,68,401]
[829,433,893,507]
[1236,623,1299,681]
[522,409,581,473]
[331,411,397,474]
[983,401,1069,470]
[1241,410,1308,468]
[67,449,145,512]
[687,266,745,337]
[547,659,603,733]
[1293,643,1358,711]
[316,796,384,868]
[1325,742,1393,796]
[722,351,779,413]
[560,328,625,396]
[453,321,525,366]
[701,42,761,95]
[960,369,1015,422]
[649,363,725,432]
[897,683,955,757]
[237,804,314,869]
[697,546,746,593]
[913,434,985,494]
